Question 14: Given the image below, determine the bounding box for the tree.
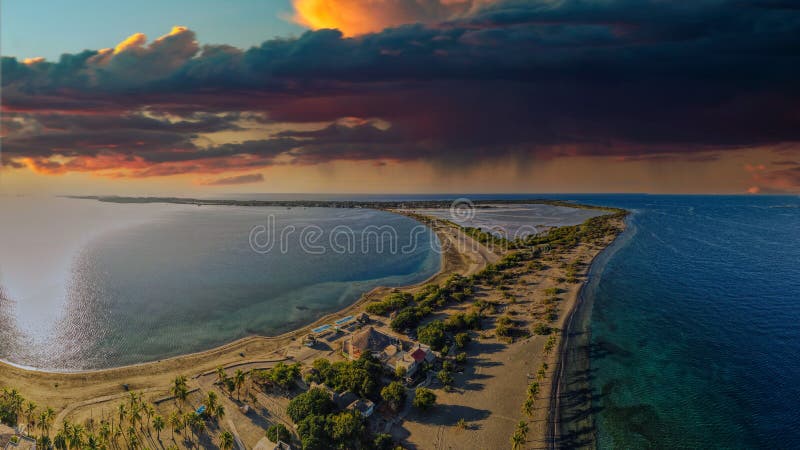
[233,369,246,400]
[286,388,335,423]
[168,411,182,439]
[216,366,228,385]
[328,411,365,446]
[219,430,235,450]
[454,332,471,349]
[511,431,525,450]
[412,388,436,411]
[380,381,406,410]
[437,369,454,388]
[417,320,447,351]
[266,423,290,443]
[152,415,165,440]
[171,375,189,405]
[373,433,394,450]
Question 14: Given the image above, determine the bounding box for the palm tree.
[127,426,139,449]
[68,423,85,450]
[153,415,165,441]
[143,403,155,429]
[117,403,127,428]
[171,375,189,406]
[516,421,529,437]
[168,411,182,440]
[206,391,218,411]
[215,404,226,421]
[511,431,525,450]
[233,369,245,400]
[37,434,52,450]
[24,401,37,430]
[129,402,142,429]
[42,407,55,437]
[219,431,234,450]
[98,422,111,447]
[53,431,68,450]
[86,433,100,450]
[216,366,227,385]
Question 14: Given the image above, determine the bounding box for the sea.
[556,194,800,449]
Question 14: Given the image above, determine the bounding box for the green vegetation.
[380,381,406,410]
[266,423,290,443]
[454,332,471,349]
[306,355,384,398]
[251,362,301,390]
[366,291,412,315]
[417,320,447,351]
[412,388,437,411]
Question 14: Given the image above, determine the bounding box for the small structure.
[391,344,436,378]
[333,391,359,410]
[343,327,395,360]
[347,399,375,418]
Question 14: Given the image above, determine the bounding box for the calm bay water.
[560,195,800,448]
[0,198,439,370]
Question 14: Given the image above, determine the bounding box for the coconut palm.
[219,430,234,450]
[98,422,111,447]
[511,431,525,450]
[117,403,127,428]
[152,415,165,441]
[24,401,37,430]
[127,426,139,449]
[68,423,85,450]
[233,369,246,400]
[168,411,182,439]
[53,431,68,450]
[143,403,155,429]
[171,375,189,406]
[216,367,227,385]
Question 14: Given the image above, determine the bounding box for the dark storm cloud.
[3,0,800,179]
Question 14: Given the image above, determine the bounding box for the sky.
[2,0,799,195]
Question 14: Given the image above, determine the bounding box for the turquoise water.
[563,195,800,448]
[0,199,439,370]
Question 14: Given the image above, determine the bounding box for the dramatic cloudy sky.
[2,0,799,194]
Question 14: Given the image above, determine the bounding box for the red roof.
[411,348,427,362]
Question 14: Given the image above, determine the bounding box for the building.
[389,343,436,377]
[343,327,396,360]
[347,399,375,418]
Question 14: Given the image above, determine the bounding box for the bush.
[456,352,467,364]
[454,332,471,348]
[413,388,436,410]
[533,323,551,335]
[381,381,407,410]
[417,320,447,351]
[266,423,290,443]
[286,388,335,423]
[391,307,421,332]
[373,433,394,450]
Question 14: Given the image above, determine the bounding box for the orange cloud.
[292,0,488,36]
[22,57,45,65]
[114,32,147,54]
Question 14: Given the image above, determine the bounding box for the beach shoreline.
[546,216,631,449]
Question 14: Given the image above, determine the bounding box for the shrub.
[413,388,436,410]
[454,332,471,349]
[533,323,551,336]
[266,423,290,443]
[417,320,447,351]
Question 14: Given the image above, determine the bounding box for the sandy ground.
[396,218,624,450]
